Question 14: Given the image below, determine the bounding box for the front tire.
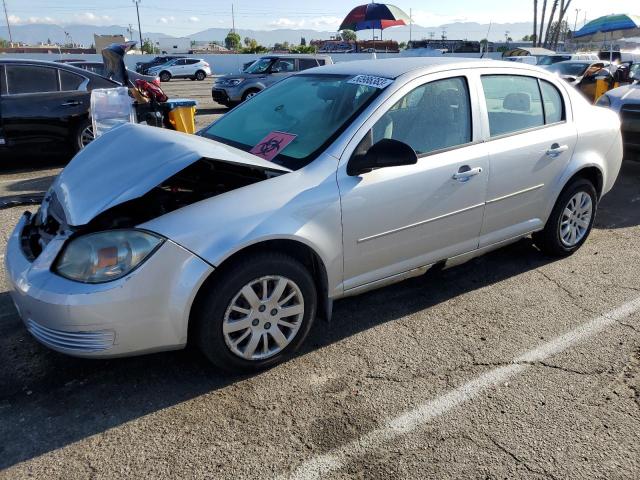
[533,178,597,256]
[194,252,317,373]
[159,71,171,82]
[241,88,260,102]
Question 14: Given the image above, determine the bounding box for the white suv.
[148,58,211,82]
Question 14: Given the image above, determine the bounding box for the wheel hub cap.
[559,191,592,247]
[222,275,304,361]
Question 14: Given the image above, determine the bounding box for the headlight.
[596,94,611,107]
[219,78,244,87]
[55,230,163,283]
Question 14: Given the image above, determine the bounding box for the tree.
[538,0,548,47]
[141,38,157,54]
[241,38,268,54]
[0,38,9,48]
[548,20,570,49]
[273,41,290,51]
[543,0,559,47]
[340,29,357,42]
[533,0,538,47]
[290,44,316,54]
[225,31,242,50]
[398,41,407,49]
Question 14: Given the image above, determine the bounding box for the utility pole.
[133,0,143,51]
[2,0,13,45]
[231,4,235,33]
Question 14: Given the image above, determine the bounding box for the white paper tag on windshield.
[347,75,393,89]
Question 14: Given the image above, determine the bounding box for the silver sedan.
[5,58,623,373]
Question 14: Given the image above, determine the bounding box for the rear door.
[1,64,88,150]
[478,71,577,247]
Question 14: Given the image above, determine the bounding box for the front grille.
[26,319,115,352]
[212,89,229,104]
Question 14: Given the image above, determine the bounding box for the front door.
[478,73,577,247]
[337,74,489,291]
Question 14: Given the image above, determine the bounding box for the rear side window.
[298,59,319,71]
[540,80,564,124]
[186,59,200,65]
[6,65,59,94]
[60,70,85,91]
[481,75,544,137]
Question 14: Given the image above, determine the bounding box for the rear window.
[6,65,59,94]
[60,70,85,91]
[298,59,319,71]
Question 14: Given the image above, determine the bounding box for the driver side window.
[371,76,472,155]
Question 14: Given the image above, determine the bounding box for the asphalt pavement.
[0,79,639,479]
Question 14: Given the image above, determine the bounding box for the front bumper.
[212,84,244,104]
[5,213,214,358]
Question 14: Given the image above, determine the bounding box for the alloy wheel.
[559,191,593,247]
[79,124,94,149]
[222,275,304,361]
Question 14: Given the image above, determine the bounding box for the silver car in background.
[597,64,640,158]
[5,58,623,373]
[211,54,333,106]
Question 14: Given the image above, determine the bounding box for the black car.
[135,55,184,74]
[66,61,160,85]
[0,59,117,156]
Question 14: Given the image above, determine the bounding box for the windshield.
[245,58,275,74]
[539,55,571,66]
[202,74,385,170]
[547,62,590,76]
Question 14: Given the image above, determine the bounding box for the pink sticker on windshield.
[250,131,297,161]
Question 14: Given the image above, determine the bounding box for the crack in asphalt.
[486,435,561,480]
[536,270,598,316]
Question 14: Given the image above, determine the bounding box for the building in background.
[157,37,192,54]
[94,34,127,53]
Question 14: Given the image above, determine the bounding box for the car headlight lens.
[219,78,244,87]
[55,230,163,283]
[596,94,611,107]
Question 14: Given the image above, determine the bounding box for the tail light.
[203,62,209,67]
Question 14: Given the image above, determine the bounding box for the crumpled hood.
[51,123,290,226]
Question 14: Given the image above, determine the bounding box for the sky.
[3,0,637,35]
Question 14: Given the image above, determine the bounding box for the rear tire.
[159,71,171,82]
[532,178,597,256]
[194,252,317,373]
[72,117,93,153]
[195,70,206,81]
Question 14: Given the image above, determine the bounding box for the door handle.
[452,166,483,181]
[61,100,82,106]
[546,143,569,157]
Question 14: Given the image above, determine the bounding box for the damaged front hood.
[51,123,290,226]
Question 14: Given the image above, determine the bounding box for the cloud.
[188,16,200,23]
[309,16,342,29]
[269,18,306,28]
[158,16,176,24]
[69,12,113,25]
[8,14,57,25]
[7,14,21,24]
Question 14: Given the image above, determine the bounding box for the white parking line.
[286,296,640,480]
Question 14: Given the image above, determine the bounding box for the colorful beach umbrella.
[573,13,640,38]
[338,3,410,33]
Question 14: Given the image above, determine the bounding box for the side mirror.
[347,138,418,176]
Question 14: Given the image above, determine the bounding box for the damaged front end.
[21,123,290,263]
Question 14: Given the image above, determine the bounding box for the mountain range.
[0,22,533,47]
